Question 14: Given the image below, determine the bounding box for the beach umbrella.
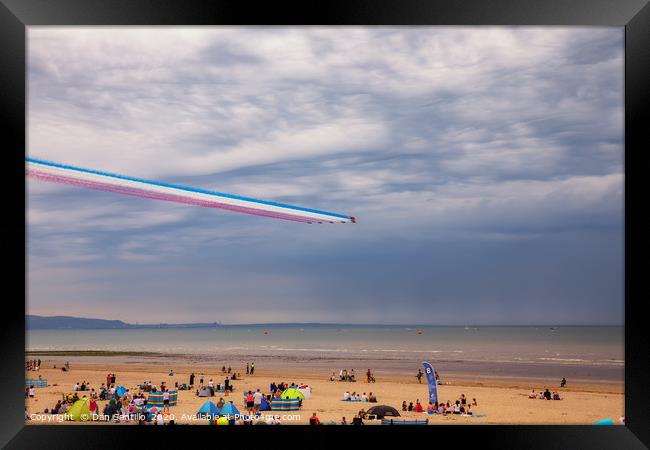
[66,398,91,421]
[280,388,305,400]
[367,405,400,419]
[197,401,220,419]
[218,401,241,417]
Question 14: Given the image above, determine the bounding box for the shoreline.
[25,350,624,388]
[26,355,623,394]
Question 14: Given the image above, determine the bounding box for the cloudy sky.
[27,27,624,325]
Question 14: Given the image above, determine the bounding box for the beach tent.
[215,416,230,425]
[280,388,305,400]
[259,396,271,411]
[66,398,91,421]
[367,405,400,419]
[115,385,127,398]
[271,398,301,411]
[593,418,615,425]
[197,387,211,397]
[148,390,178,407]
[219,401,241,417]
[197,401,220,419]
[296,384,312,399]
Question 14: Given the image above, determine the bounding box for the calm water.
[27,325,623,367]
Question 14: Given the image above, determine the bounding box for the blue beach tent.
[219,401,241,417]
[115,386,127,398]
[197,401,220,418]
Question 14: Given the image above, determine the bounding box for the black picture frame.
[1,0,648,447]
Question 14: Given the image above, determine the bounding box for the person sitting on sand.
[330,372,336,382]
[343,391,351,401]
[553,391,561,400]
[402,401,407,411]
[361,392,368,402]
[529,389,537,399]
[168,369,174,376]
[341,416,348,425]
[465,404,473,416]
[544,388,552,400]
[408,402,414,412]
[74,382,80,391]
[415,400,424,413]
[453,402,461,414]
[427,402,434,413]
[309,412,321,425]
[473,398,477,406]
[438,404,445,415]
[51,400,62,414]
[368,392,377,403]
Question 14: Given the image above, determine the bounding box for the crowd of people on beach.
[25,359,41,371]
[330,368,376,383]
[529,388,562,400]
[402,393,477,416]
[342,391,378,402]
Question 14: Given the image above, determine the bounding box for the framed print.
[1,0,648,447]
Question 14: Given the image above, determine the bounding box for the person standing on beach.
[189,373,195,387]
[561,377,566,387]
[253,389,263,412]
[250,362,255,375]
[416,369,423,383]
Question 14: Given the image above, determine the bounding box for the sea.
[27,325,624,384]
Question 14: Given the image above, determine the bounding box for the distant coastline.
[26,315,622,330]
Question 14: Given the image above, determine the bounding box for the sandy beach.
[24,357,624,425]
